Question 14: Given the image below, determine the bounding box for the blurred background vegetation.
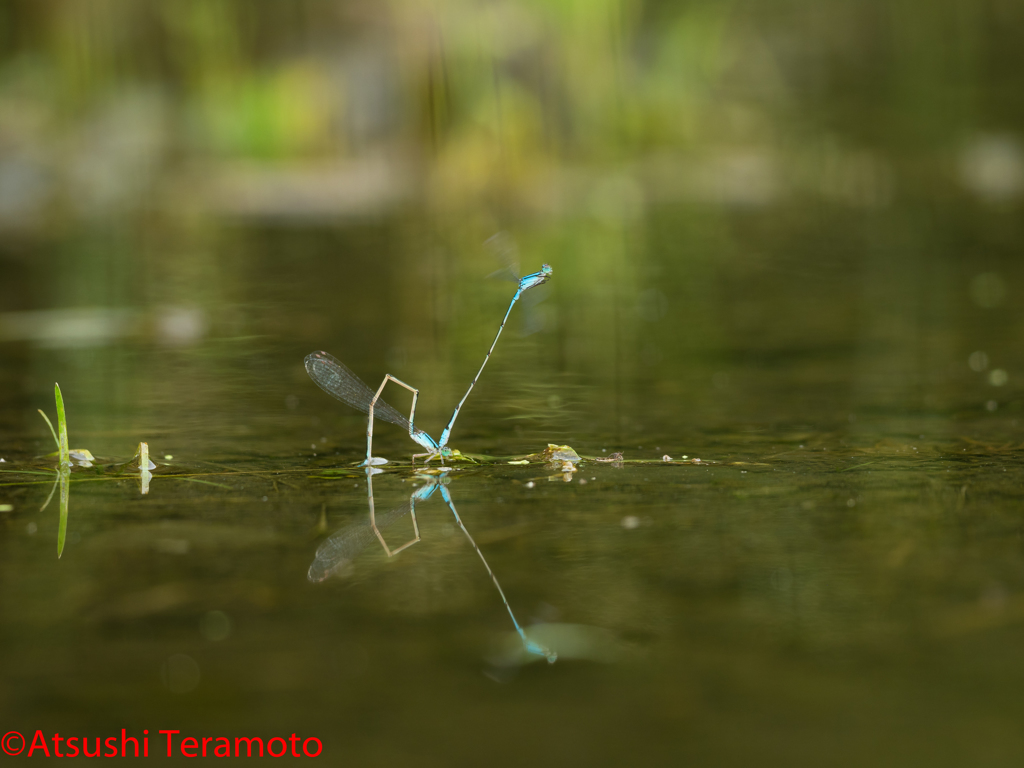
[1,0,1023,456]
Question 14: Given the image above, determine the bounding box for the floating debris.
[69,448,95,467]
[523,444,582,464]
[662,454,672,461]
[507,459,530,465]
[519,445,581,481]
[550,446,581,463]
[413,466,458,477]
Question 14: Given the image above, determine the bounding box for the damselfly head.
[534,263,553,287]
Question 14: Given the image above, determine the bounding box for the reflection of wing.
[484,232,550,335]
[485,231,521,283]
[307,501,413,582]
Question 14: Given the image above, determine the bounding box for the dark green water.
[4,2,1024,765]
[4,212,1024,766]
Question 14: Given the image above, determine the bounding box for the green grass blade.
[54,383,70,468]
[38,409,60,452]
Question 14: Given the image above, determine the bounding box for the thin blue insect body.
[305,261,552,465]
[437,265,552,450]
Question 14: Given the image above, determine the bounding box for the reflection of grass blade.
[170,477,233,490]
[57,468,69,558]
[54,383,70,468]
[38,409,60,452]
[839,461,882,472]
[40,471,59,511]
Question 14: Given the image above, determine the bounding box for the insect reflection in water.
[308,470,557,664]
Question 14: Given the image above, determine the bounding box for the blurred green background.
[1,0,1021,453]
